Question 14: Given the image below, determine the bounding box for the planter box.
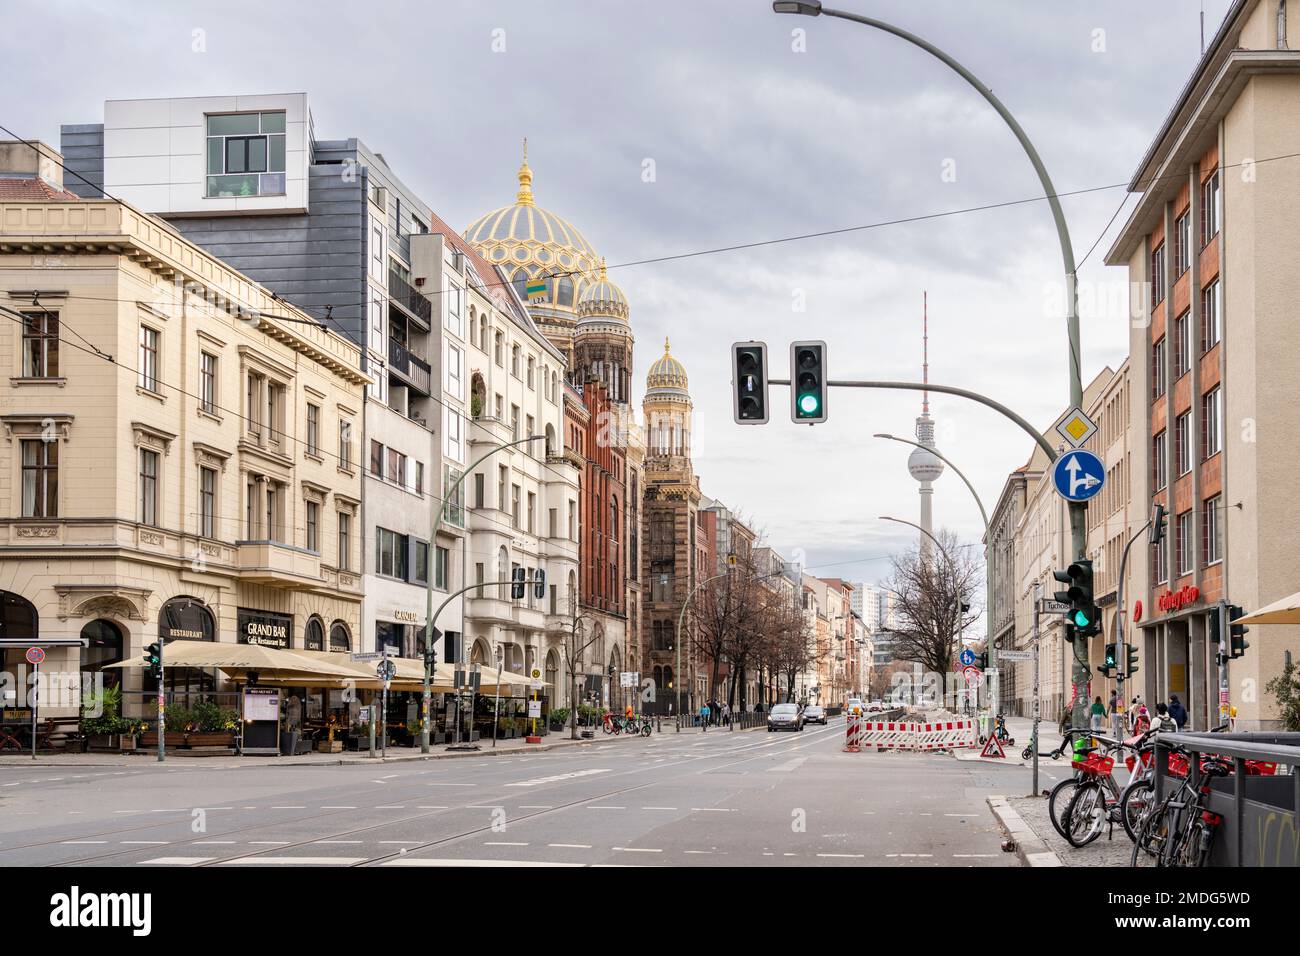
[87,733,120,751]
[315,739,343,753]
[140,731,187,748]
[186,732,235,748]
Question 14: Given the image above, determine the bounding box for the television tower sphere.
[908,444,944,483]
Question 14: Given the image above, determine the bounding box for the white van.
[846,698,864,716]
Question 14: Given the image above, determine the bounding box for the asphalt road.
[0,720,1054,867]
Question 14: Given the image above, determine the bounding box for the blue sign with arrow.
[1052,448,1105,502]
[959,648,976,667]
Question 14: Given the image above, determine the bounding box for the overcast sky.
[8,0,1234,598]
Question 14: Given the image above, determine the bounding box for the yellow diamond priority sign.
[1055,406,1097,448]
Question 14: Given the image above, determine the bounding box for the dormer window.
[206,111,287,197]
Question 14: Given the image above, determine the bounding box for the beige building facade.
[0,152,367,719]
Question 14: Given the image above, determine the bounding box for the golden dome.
[577,259,629,325]
[646,337,689,397]
[464,140,601,313]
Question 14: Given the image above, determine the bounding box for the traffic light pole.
[421,434,543,754]
[1217,600,1230,728]
[1113,510,1159,726]
[156,639,165,763]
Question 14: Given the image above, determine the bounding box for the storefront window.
[329,621,351,652]
[376,621,403,656]
[304,616,325,651]
[81,619,124,688]
[159,597,215,642]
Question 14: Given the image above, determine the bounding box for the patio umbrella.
[104,640,363,679]
[1235,590,1300,625]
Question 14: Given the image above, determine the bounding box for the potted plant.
[81,685,128,751]
[548,707,569,732]
[141,703,191,748]
[186,702,238,748]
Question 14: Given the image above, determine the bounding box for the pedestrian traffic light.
[1150,503,1167,546]
[1126,644,1139,677]
[143,641,162,679]
[533,568,546,600]
[731,341,769,424]
[1053,560,1100,637]
[510,566,526,600]
[1228,605,1250,660]
[1098,643,1117,678]
[789,340,827,424]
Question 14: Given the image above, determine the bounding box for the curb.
[986,795,1063,868]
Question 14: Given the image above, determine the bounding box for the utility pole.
[1031,582,1042,797]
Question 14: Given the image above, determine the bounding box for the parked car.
[803,705,827,725]
[767,703,803,732]
[867,700,886,713]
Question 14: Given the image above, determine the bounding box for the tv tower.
[906,292,944,561]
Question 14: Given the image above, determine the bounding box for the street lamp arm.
[873,434,990,534]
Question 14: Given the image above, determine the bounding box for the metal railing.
[1154,730,1300,867]
[387,339,431,393]
[388,267,432,325]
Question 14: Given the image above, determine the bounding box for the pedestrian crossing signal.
[533,568,546,600]
[1098,643,1117,678]
[143,642,162,679]
[511,566,526,600]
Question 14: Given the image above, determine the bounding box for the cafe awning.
[1236,590,1300,625]
[105,641,364,680]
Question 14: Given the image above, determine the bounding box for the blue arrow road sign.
[1052,449,1105,503]
[959,648,976,667]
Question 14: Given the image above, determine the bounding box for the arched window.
[0,590,38,642]
[511,344,520,377]
[545,423,556,457]
[567,570,577,615]
[545,649,559,696]
[304,616,325,651]
[480,320,488,353]
[664,666,674,692]
[610,497,618,542]
[328,621,351,652]
[550,371,558,401]
[81,619,124,688]
[556,276,574,307]
[471,373,487,420]
[494,331,504,366]
[510,270,528,300]
[159,597,215,642]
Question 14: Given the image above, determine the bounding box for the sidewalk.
[0,719,765,770]
[952,713,1072,766]
[987,792,1134,868]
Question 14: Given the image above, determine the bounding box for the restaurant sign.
[237,608,292,649]
[1157,585,1201,614]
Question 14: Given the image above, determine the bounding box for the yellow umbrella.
[104,640,362,679]
[1235,590,1300,625]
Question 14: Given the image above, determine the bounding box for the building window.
[199,466,216,538]
[370,440,384,480]
[265,481,279,541]
[511,344,520,378]
[246,373,263,438]
[527,491,536,534]
[415,461,425,496]
[1174,412,1191,477]
[568,500,577,540]
[1153,430,1168,491]
[474,472,485,510]
[445,409,462,461]
[498,465,508,511]
[413,541,429,585]
[1203,495,1222,566]
[20,439,58,517]
[1153,527,1169,585]
[447,345,463,400]
[375,527,408,580]
[510,405,519,441]
[1151,337,1166,398]
[511,484,521,529]
[305,500,319,552]
[494,331,504,366]
[337,512,351,570]
[443,465,464,527]
[139,449,159,526]
[306,403,319,456]
[1202,386,1222,459]
[387,447,406,487]
[1174,210,1191,276]
[1173,311,1191,378]
[436,546,449,590]
[1202,279,1221,351]
[1176,510,1194,576]
[339,421,352,471]
[21,311,59,377]
[205,111,286,197]
[199,352,218,413]
[445,280,463,337]
[138,326,159,393]
[1201,170,1220,246]
[527,356,535,390]
[1149,243,1165,307]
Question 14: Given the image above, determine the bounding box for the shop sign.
[237,608,292,649]
[1157,586,1200,614]
[393,609,422,624]
[159,598,214,642]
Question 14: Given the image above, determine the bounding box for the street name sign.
[999,649,1033,662]
[1055,406,1098,448]
[1051,449,1105,503]
[351,651,382,662]
[1039,599,1070,615]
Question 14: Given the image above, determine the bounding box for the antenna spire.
[922,291,930,415]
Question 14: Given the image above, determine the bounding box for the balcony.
[388,267,432,327]
[388,339,431,394]
[235,540,322,587]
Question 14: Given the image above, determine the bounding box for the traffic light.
[533,567,546,600]
[1053,560,1100,637]
[789,340,827,424]
[731,341,769,424]
[1150,503,1167,546]
[510,566,526,600]
[977,650,989,670]
[1097,643,1117,678]
[1228,605,1250,660]
[143,641,162,679]
[1126,644,1139,677]
[1062,622,1077,644]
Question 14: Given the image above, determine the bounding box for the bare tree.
[883,529,983,681]
[547,608,605,740]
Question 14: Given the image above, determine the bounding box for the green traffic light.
[1072,610,1089,628]
[798,393,820,415]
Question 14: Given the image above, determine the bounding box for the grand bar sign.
[237,608,292,649]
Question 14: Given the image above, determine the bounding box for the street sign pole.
[1031,583,1042,797]
[368,703,376,758]
[30,659,38,761]
[157,639,165,763]
[381,649,390,760]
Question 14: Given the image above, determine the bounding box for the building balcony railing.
[235,540,322,587]
[388,339,431,394]
[388,267,432,327]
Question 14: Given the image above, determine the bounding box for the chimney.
[0,140,65,187]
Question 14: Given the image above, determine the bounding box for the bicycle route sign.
[376,659,396,681]
[959,648,976,667]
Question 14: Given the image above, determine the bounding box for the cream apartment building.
[0,144,366,717]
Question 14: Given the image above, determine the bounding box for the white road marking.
[121,841,169,845]
[139,857,214,865]
[219,857,366,866]
[194,841,236,845]
[684,850,712,855]
[518,805,553,809]
[589,805,625,810]
[613,847,662,853]
[417,806,449,810]
[248,841,291,846]
[62,841,106,845]
[817,853,865,859]
[549,843,592,849]
[768,756,809,773]
[506,768,611,788]
[485,841,529,846]
[321,806,356,809]
[691,807,735,812]
[885,853,934,858]
[271,806,306,810]
[318,841,363,845]
[374,805,405,809]
[382,858,583,867]
[642,806,678,811]
[952,853,997,858]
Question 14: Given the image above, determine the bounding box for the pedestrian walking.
[721,701,731,727]
[1129,695,1145,733]
[1168,694,1188,730]
[699,701,710,732]
[1089,695,1105,733]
